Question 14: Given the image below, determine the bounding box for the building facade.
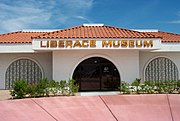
[0,24,180,91]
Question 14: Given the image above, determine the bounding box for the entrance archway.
[73,57,120,91]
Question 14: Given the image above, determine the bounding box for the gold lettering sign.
[73,40,82,48]
[144,40,153,47]
[113,41,120,47]
[40,41,46,48]
[59,40,64,48]
[82,40,89,47]
[102,40,113,47]
[129,40,135,48]
[39,40,154,49]
[90,40,96,47]
[136,40,142,47]
[66,40,72,48]
[50,40,57,48]
[121,40,128,47]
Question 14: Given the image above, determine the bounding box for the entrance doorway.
[73,57,120,91]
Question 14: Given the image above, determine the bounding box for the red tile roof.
[148,31,180,43]
[0,25,179,44]
[0,31,45,43]
[33,25,159,39]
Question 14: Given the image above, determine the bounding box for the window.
[5,59,42,89]
[145,57,178,81]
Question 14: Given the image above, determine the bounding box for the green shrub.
[27,84,37,97]
[48,80,59,96]
[143,80,155,94]
[36,78,49,97]
[10,78,80,99]
[67,79,79,96]
[11,80,28,99]
[59,80,67,95]
[131,78,141,94]
[120,79,180,94]
[120,81,130,94]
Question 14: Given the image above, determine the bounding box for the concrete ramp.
[101,94,173,121]
[0,99,55,121]
[0,94,179,121]
[33,96,116,121]
[168,94,180,121]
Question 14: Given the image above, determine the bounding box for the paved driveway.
[0,94,179,121]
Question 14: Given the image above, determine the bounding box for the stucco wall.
[3,50,180,89]
[139,51,180,81]
[0,52,52,89]
[53,50,140,83]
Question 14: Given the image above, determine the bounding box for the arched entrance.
[73,57,120,91]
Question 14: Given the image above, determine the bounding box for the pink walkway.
[0,94,179,121]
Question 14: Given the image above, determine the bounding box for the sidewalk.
[0,90,11,100]
[0,94,179,121]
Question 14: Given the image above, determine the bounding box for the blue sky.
[0,0,179,34]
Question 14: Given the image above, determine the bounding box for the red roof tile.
[0,31,45,44]
[33,25,159,39]
[1,25,180,44]
[149,31,180,43]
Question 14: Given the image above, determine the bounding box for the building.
[0,24,180,91]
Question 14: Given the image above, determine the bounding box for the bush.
[36,78,49,97]
[10,78,80,99]
[10,80,28,99]
[119,81,130,94]
[120,79,180,94]
[59,80,67,95]
[48,80,59,96]
[131,78,141,94]
[67,79,79,95]
[27,84,37,97]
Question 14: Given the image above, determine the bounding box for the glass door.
[80,64,100,91]
[73,57,120,91]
